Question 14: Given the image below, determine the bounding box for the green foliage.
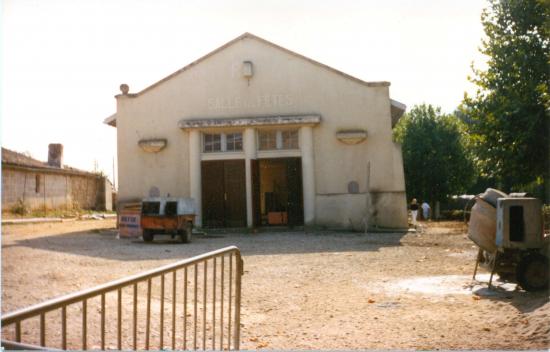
[440,210,467,221]
[461,0,549,197]
[394,104,476,202]
[11,199,29,216]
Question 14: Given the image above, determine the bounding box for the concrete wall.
[2,167,113,212]
[115,35,407,229]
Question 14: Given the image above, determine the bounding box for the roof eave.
[390,99,406,128]
[2,162,100,177]
[104,113,117,127]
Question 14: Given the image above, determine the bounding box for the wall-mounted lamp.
[242,61,253,85]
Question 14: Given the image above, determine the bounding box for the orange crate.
[268,212,288,225]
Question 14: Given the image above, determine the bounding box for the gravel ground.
[2,220,548,350]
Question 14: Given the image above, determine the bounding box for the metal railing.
[1,246,243,350]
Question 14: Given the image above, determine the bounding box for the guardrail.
[1,246,243,350]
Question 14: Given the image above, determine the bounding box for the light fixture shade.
[138,138,167,153]
[336,130,368,144]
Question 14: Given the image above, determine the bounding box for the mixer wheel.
[516,253,549,291]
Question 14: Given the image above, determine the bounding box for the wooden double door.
[201,160,247,228]
[201,158,304,228]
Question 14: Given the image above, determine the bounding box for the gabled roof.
[104,32,406,127]
[2,147,98,177]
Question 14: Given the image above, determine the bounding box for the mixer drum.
[468,198,497,253]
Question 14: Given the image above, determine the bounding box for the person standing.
[421,201,431,220]
[410,198,419,227]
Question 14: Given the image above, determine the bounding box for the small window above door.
[258,129,299,150]
[202,132,243,153]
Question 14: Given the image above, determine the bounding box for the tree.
[461,0,549,200]
[394,104,476,203]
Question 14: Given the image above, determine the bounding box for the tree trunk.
[546,116,550,204]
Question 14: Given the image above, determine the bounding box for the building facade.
[2,145,113,212]
[106,33,408,229]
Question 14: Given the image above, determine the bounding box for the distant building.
[105,33,407,229]
[2,144,113,212]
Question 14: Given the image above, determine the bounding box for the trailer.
[140,197,196,243]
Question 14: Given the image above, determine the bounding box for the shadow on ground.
[3,228,406,261]
[473,282,549,313]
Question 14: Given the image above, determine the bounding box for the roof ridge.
[2,147,47,167]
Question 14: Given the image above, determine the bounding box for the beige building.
[2,144,113,212]
[105,33,408,230]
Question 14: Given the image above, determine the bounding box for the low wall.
[315,191,408,230]
[2,167,112,212]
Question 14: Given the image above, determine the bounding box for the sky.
[1,0,488,185]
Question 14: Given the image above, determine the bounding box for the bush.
[440,210,466,221]
[11,199,29,215]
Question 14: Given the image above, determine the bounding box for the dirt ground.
[2,220,549,350]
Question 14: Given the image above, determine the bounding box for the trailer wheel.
[516,253,549,291]
[143,229,154,242]
[181,222,192,244]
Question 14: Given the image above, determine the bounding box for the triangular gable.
[104,32,406,126]
[138,32,389,97]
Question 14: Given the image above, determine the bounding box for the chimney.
[48,144,63,168]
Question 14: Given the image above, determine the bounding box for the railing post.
[212,257,217,350]
[133,284,137,350]
[234,254,243,350]
[171,271,177,350]
[61,307,67,350]
[15,322,21,343]
[228,254,233,349]
[146,278,152,350]
[202,260,207,350]
[219,255,225,351]
[160,274,165,350]
[193,264,198,350]
[82,300,87,350]
[40,313,45,347]
[117,288,122,350]
[183,267,188,351]
[100,294,105,350]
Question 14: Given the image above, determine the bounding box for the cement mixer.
[469,188,549,291]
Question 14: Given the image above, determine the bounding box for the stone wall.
[2,167,112,212]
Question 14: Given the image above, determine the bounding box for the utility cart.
[140,197,196,243]
[469,189,549,291]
